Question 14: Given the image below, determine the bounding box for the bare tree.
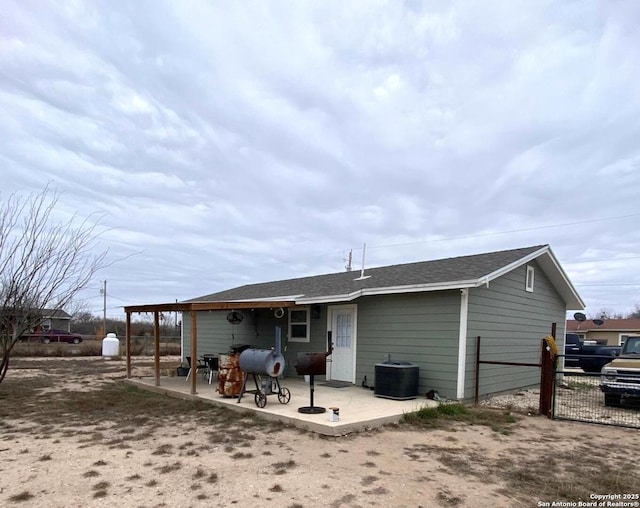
[627,304,640,319]
[591,308,624,321]
[65,297,92,320]
[0,186,107,383]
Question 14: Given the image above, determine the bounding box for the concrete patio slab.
[126,374,436,436]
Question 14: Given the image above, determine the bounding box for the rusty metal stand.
[298,374,326,414]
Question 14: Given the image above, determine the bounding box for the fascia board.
[297,294,359,305]
[221,295,303,302]
[295,280,478,305]
[536,250,585,309]
[361,281,477,295]
[480,246,549,283]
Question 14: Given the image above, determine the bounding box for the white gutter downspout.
[456,289,469,400]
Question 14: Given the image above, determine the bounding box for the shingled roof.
[42,308,71,319]
[186,245,584,309]
[567,318,640,332]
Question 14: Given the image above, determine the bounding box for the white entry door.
[327,305,357,382]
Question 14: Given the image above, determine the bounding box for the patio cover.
[123,300,295,394]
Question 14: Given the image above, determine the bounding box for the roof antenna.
[354,243,371,280]
[344,249,353,272]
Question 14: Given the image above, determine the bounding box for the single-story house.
[566,318,640,346]
[38,308,72,332]
[175,244,583,401]
[1,307,71,335]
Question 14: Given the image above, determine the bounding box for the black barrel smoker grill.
[237,327,291,408]
[294,331,333,414]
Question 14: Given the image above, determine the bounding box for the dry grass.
[401,402,518,433]
[1,358,636,507]
[10,339,181,358]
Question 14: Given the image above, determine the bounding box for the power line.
[249,211,640,269]
[362,213,640,252]
[575,283,640,287]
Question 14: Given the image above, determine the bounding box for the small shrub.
[9,491,34,502]
[157,462,182,474]
[230,452,253,460]
[152,444,174,456]
[272,459,296,470]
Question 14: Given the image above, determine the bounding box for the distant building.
[566,318,640,346]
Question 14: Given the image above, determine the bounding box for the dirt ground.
[0,357,638,508]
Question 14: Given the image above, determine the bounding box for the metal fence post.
[539,338,554,417]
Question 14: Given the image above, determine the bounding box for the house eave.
[480,245,585,310]
[295,280,478,305]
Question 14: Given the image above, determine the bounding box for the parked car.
[21,330,83,344]
[563,333,621,372]
[601,336,640,407]
[564,333,582,368]
[578,345,620,373]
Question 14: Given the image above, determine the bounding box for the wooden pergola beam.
[124,300,296,314]
[190,309,197,395]
[125,311,131,378]
[154,311,160,387]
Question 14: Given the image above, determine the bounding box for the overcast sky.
[1,0,639,320]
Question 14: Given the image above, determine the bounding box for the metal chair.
[185,356,207,382]
[203,355,219,384]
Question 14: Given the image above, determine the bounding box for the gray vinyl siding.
[465,261,566,400]
[282,306,328,379]
[355,292,461,399]
[182,306,327,378]
[182,310,257,360]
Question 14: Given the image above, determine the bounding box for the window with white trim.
[525,265,535,292]
[288,307,310,342]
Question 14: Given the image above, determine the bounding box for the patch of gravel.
[480,383,640,428]
[479,388,540,413]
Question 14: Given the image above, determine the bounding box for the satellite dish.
[226,311,244,325]
[592,319,604,326]
[573,312,586,322]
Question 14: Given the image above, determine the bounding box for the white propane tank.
[102,333,120,358]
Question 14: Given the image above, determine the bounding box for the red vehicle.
[21,330,83,344]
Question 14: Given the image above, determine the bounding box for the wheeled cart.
[237,373,291,408]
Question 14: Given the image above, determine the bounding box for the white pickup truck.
[600,335,640,407]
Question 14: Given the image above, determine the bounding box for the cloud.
[1,0,640,317]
